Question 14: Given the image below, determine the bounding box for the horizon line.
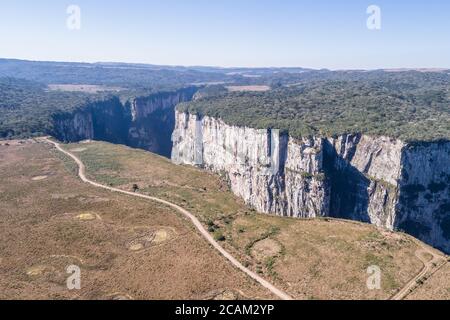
[1,56,449,73]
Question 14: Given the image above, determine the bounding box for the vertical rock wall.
[172,111,450,252]
[396,142,450,252]
[51,87,197,157]
[52,109,94,142]
[172,112,329,217]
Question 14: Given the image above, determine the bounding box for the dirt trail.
[43,138,292,301]
[391,242,447,300]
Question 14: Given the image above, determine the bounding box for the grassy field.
[62,140,437,300]
[0,140,273,300]
[407,263,450,300]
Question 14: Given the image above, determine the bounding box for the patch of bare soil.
[25,255,85,291]
[380,230,403,241]
[251,239,282,260]
[51,194,110,204]
[78,196,111,204]
[105,292,134,300]
[51,193,78,200]
[122,226,176,252]
[75,212,101,221]
[70,148,87,153]
[213,290,239,300]
[32,175,48,181]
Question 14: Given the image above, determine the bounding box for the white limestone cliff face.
[395,142,450,253]
[172,111,450,252]
[284,137,329,218]
[131,89,196,121]
[172,112,329,217]
[325,134,405,229]
[128,88,197,156]
[327,135,405,186]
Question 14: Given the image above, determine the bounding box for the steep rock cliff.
[52,109,94,142]
[396,142,450,252]
[324,134,404,229]
[172,112,329,218]
[172,111,450,252]
[52,97,130,144]
[51,87,197,157]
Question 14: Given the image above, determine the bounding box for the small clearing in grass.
[32,175,48,181]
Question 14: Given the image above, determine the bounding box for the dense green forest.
[0,77,111,138]
[179,72,450,142]
[1,58,449,143]
[0,76,198,139]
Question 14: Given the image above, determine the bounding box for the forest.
[1,58,449,143]
[0,77,110,138]
[179,71,450,142]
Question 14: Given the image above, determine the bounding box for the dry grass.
[0,141,272,300]
[65,140,431,300]
[406,263,450,300]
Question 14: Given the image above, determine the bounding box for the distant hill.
[0,58,235,88]
[0,58,313,88]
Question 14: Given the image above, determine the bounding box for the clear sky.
[0,0,449,69]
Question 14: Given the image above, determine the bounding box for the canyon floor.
[0,139,449,300]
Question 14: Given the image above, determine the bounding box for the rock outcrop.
[172,112,329,218]
[127,87,197,157]
[52,109,94,142]
[324,134,405,229]
[172,111,450,253]
[52,87,197,157]
[396,142,450,252]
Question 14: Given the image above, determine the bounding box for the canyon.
[52,87,197,157]
[49,88,450,254]
[172,111,450,253]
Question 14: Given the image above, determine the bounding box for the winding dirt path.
[391,242,447,300]
[43,138,292,301]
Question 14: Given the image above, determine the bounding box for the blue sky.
[0,0,449,69]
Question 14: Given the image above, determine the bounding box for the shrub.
[213,231,226,242]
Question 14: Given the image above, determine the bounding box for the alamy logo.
[66,265,81,290]
[66,5,81,31]
[367,5,381,30]
[366,265,381,290]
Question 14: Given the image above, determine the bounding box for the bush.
[213,231,226,242]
